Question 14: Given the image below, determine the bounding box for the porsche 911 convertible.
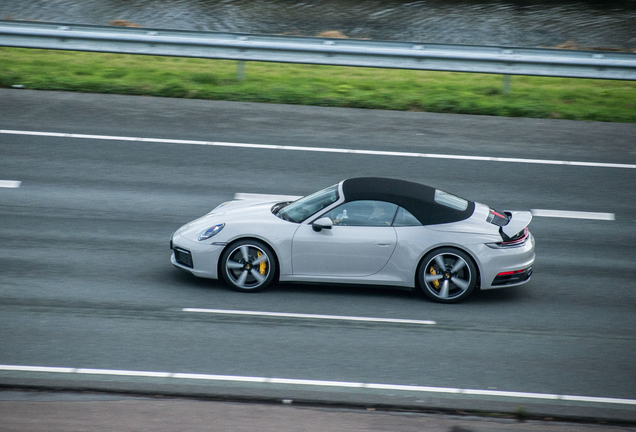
[170,177,534,303]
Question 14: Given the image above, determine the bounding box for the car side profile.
[170,177,535,303]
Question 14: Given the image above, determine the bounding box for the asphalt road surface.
[1,90,635,425]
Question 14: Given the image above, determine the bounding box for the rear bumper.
[478,233,535,290]
[491,266,533,287]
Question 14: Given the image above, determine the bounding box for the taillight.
[486,227,529,248]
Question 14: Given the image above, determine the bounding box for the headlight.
[198,223,225,241]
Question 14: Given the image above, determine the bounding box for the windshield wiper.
[272,202,287,214]
[272,202,295,221]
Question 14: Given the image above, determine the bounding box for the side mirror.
[312,217,333,232]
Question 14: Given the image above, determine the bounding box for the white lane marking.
[76,368,172,378]
[0,365,75,373]
[531,209,615,220]
[1,364,635,406]
[2,129,635,169]
[0,180,21,188]
[182,308,437,325]
[234,193,302,201]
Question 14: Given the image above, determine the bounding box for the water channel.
[1,0,635,49]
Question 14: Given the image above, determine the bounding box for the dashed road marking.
[0,180,21,188]
[531,209,615,220]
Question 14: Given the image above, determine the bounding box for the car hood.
[176,199,288,240]
[206,193,302,216]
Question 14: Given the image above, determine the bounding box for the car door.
[291,200,398,277]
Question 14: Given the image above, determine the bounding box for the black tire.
[220,239,276,292]
[418,248,477,303]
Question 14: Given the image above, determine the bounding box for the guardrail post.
[237,61,246,81]
[502,74,511,94]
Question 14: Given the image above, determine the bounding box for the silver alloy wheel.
[420,249,476,303]
[222,241,274,291]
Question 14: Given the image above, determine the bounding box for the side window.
[393,206,422,227]
[323,200,398,227]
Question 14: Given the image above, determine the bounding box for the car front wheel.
[220,240,276,292]
[418,248,477,303]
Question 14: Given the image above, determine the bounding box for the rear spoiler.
[501,211,532,238]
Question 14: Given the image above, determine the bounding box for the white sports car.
[170,177,534,303]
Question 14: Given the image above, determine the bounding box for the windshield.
[276,185,339,223]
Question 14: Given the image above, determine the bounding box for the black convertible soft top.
[341,177,475,226]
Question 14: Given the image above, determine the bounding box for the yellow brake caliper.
[257,251,267,275]
[429,266,440,290]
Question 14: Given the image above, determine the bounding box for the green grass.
[2,47,635,122]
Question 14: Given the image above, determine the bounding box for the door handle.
[374,242,392,247]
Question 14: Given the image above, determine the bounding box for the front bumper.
[170,230,225,279]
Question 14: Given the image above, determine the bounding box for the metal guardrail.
[1,20,635,81]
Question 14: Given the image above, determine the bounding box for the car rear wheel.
[220,240,276,292]
[418,248,477,303]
